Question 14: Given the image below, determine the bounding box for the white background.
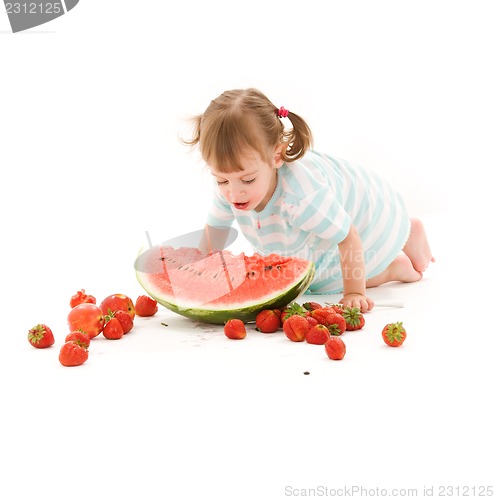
[1,2,494,499]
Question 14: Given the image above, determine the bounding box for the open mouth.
[233,202,249,210]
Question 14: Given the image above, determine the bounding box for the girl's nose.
[229,187,245,201]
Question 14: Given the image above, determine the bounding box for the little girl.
[183,88,434,312]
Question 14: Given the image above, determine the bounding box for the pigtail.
[179,114,202,147]
[280,110,313,162]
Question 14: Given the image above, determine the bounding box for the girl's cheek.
[219,186,230,199]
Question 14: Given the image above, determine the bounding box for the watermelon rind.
[135,249,315,324]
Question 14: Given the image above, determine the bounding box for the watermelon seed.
[264,266,273,271]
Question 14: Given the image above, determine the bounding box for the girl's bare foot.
[402,218,435,273]
[367,253,422,288]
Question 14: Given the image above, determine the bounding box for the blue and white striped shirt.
[206,150,411,294]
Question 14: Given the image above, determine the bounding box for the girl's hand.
[339,293,374,313]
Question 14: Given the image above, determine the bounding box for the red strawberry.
[281,302,306,322]
[114,310,134,334]
[59,341,89,367]
[306,316,319,328]
[69,289,96,308]
[306,324,330,345]
[327,314,347,336]
[283,314,310,342]
[310,307,334,324]
[342,307,365,331]
[224,319,247,339]
[328,303,345,315]
[325,336,346,360]
[135,295,158,317]
[28,324,55,349]
[382,322,407,347]
[302,301,322,312]
[65,331,91,349]
[103,317,124,340]
[255,309,281,333]
[311,309,346,335]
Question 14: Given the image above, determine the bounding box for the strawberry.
[59,341,89,367]
[327,314,347,336]
[311,309,346,335]
[281,302,306,322]
[306,316,319,328]
[342,307,365,331]
[114,310,134,334]
[255,309,281,333]
[328,303,345,315]
[306,324,330,345]
[65,331,91,349]
[28,324,55,349]
[310,307,334,324]
[382,322,407,347]
[103,316,124,340]
[224,319,247,339]
[325,336,346,360]
[70,289,96,308]
[302,301,322,312]
[135,295,158,317]
[283,314,310,342]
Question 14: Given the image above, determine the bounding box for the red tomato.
[67,303,104,339]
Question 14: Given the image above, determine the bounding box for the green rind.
[137,262,315,325]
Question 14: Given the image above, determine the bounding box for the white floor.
[2,3,494,499]
[2,212,494,499]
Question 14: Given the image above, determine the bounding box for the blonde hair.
[181,88,313,172]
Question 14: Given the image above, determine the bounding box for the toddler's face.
[210,149,279,213]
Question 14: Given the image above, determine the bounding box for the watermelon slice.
[135,246,315,324]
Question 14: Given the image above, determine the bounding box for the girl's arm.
[337,225,374,312]
[198,224,233,254]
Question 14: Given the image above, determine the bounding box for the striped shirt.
[206,150,411,294]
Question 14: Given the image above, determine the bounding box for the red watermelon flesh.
[135,246,315,324]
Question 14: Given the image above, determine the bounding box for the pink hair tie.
[277,106,289,118]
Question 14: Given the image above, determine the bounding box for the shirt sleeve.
[206,184,235,228]
[290,186,352,245]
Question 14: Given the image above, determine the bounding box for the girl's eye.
[216,180,228,185]
[242,178,255,184]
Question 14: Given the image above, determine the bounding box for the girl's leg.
[366,253,422,288]
[402,217,435,273]
[366,217,434,288]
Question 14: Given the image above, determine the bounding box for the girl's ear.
[273,143,287,168]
